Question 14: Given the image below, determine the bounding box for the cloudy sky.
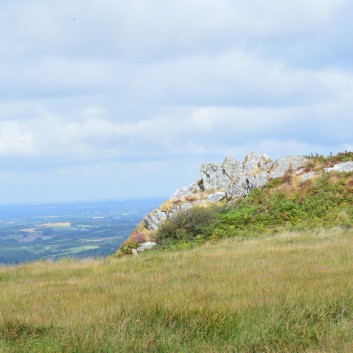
[1,0,353,204]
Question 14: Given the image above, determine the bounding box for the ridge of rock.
[124,152,310,246]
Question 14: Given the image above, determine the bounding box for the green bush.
[116,242,140,257]
[156,206,223,245]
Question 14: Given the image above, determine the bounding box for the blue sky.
[0,0,352,204]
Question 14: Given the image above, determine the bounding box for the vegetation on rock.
[304,151,353,170]
[124,152,353,251]
[155,168,353,249]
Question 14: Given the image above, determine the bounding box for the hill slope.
[120,152,353,255]
[2,229,353,352]
[1,152,353,352]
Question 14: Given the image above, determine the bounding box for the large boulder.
[172,182,202,199]
[223,156,242,180]
[325,161,353,173]
[137,242,157,252]
[144,210,168,230]
[200,156,242,191]
[200,162,229,191]
[132,242,157,256]
[242,153,273,189]
[270,156,308,179]
[228,154,308,199]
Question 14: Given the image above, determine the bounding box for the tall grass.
[2,228,353,352]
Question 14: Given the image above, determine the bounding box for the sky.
[0,0,353,204]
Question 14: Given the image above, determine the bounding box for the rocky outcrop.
[120,152,353,253]
[300,161,353,181]
[132,242,157,256]
[144,210,168,231]
[200,156,241,191]
[199,153,308,200]
[325,161,353,173]
[271,156,310,179]
[122,152,310,247]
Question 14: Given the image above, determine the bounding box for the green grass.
[2,228,353,352]
[2,154,353,352]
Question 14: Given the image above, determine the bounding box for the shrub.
[156,206,223,244]
[116,242,140,257]
[304,151,353,169]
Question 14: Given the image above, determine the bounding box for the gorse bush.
[156,171,353,246]
[156,206,223,245]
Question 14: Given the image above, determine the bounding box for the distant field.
[38,222,72,228]
[0,199,163,264]
[1,228,353,352]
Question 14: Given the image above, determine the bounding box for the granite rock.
[200,162,229,190]
[227,154,308,199]
[223,156,242,180]
[270,156,308,179]
[207,192,227,202]
[144,210,168,230]
[200,156,242,192]
[172,182,202,199]
[137,242,157,253]
[242,152,273,176]
[325,161,353,173]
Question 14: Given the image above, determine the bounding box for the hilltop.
[119,152,353,255]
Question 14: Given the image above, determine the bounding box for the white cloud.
[0,121,34,156]
[0,96,351,160]
[0,0,352,202]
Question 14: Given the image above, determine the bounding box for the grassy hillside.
[1,229,353,352]
[155,162,353,250]
[1,153,353,352]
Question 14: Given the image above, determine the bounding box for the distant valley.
[0,199,163,264]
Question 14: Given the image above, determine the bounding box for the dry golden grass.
[2,228,353,352]
[160,193,211,213]
[266,171,353,202]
